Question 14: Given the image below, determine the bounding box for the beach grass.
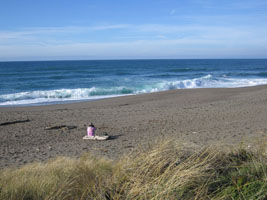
[0,138,266,200]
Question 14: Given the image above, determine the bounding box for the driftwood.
[44,125,77,130]
[0,119,30,126]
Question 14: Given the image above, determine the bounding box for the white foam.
[0,94,124,106]
[157,75,267,90]
[1,75,267,106]
[0,87,131,106]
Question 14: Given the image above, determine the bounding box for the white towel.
[83,135,109,140]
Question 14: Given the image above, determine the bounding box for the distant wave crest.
[1,75,267,106]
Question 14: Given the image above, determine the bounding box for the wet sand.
[1,85,267,168]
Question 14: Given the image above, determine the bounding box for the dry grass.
[0,155,114,200]
[0,138,267,200]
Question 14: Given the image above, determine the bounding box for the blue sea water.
[0,59,267,106]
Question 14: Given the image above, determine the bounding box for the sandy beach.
[1,85,267,168]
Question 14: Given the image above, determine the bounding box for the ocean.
[0,59,267,106]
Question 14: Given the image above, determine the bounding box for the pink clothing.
[87,126,96,136]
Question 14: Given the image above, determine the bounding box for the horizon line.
[1,57,267,63]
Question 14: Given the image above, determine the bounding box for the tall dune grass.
[0,139,266,200]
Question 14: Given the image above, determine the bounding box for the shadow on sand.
[107,134,123,140]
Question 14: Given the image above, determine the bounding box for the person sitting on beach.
[87,122,96,137]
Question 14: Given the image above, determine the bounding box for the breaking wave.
[1,75,267,106]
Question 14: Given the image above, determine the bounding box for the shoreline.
[1,84,267,109]
[1,85,267,168]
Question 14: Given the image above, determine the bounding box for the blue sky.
[1,0,267,61]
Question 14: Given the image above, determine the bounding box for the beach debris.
[44,125,77,130]
[0,119,30,126]
[124,145,134,149]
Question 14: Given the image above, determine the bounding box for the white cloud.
[0,22,267,60]
[0,24,129,40]
[1,22,266,41]
[91,24,130,30]
[1,35,267,61]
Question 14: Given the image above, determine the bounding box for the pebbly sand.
[1,85,267,168]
